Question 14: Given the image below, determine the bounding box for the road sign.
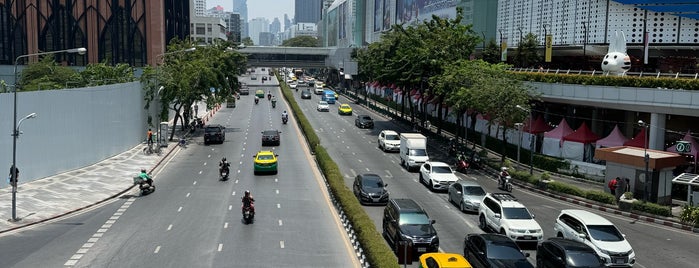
[676,141,691,153]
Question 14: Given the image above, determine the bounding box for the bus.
[322,89,336,104]
[294,68,304,78]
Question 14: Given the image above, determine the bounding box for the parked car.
[419,161,459,191]
[553,209,636,267]
[261,129,281,146]
[536,237,605,268]
[478,193,544,246]
[301,89,312,99]
[378,130,401,152]
[463,233,533,268]
[317,100,330,112]
[253,150,278,175]
[448,180,486,213]
[353,174,389,205]
[204,124,225,145]
[355,115,374,129]
[383,199,439,256]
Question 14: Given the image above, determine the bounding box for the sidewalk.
[340,91,693,231]
[0,102,221,234]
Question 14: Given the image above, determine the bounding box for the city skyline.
[208,0,293,24]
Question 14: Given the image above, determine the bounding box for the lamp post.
[11,47,85,222]
[543,23,550,45]
[154,47,196,143]
[581,22,588,62]
[515,123,524,163]
[516,105,534,175]
[498,28,504,61]
[638,120,651,201]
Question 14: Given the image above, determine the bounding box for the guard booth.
[672,173,699,206]
[595,146,686,204]
[158,122,169,147]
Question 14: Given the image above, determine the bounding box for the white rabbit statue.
[601,31,631,75]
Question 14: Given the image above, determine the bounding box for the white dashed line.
[280,241,285,248]
[186,193,191,197]
[228,205,233,210]
[276,189,279,194]
[167,224,172,231]
[232,191,236,196]
[279,220,283,226]
[193,181,197,185]
[224,222,229,229]
[218,244,223,252]
[178,206,183,212]
[154,246,161,253]
[358,159,363,163]
[77,248,88,254]
[277,203,281,208]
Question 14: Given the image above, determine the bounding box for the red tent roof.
[563,122,600,143]
[623,128,647,148]
[523,116,553,134]
[596,125,629,148]
[544,118,574,139]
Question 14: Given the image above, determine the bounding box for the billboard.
[395,0,458,24]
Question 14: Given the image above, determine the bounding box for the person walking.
[608,177,619,195]
[147,129,154,145]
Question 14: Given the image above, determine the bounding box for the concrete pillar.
[649,113,666,150]
[591,108,600,135]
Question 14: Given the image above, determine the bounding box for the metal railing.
[508,67,699,79]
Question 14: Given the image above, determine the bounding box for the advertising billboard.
[395,0,458,24]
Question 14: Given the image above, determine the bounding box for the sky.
[207,0,294,23]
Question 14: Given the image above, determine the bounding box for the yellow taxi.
[338,104,353,115]
[418,253,472,268]
[253,150,278,175]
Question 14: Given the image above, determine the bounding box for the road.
[289,84,699,268]
[0,70,359,268]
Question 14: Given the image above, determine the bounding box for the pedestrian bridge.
[238,46,347,69]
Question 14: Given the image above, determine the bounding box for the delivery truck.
[400,133,429,171]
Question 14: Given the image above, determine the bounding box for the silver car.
[448,180,486,212]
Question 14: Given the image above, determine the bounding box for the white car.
[478,193,544,244]
[314,83,325,94]
[378,130,401,152]
[289,83,297,89]
[419,161,459,191]
[553,209,636,267]
[317,101,329,112]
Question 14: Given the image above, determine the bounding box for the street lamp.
[516,105,534,175]
[11,47,85,222]
[638,120,651,201]
[581,22,588,62]
[515,123,524,163]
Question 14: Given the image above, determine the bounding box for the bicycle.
[143,142,161,155]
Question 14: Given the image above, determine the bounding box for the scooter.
[242,204,255,224]
[272,101,277,108]
[498,175,513,192]
[267,94,272,101]
[282,116,288,124]
[133,177,155,196]
[468,153,482,169]
[254,98,259,104]
[220,165,230,181]
[454,154,469,173]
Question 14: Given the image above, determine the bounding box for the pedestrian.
[624,178,631,193]
[608,177,619,195]
[147,128,153,145]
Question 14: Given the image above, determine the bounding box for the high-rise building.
[284,14,292,31]
[248,17,270,45]
[295,0,321,23]
[233,0,249,38]
[259,32,275,46]
[193,0,206,17]
[270,18,281,34]
[205,7,242,43]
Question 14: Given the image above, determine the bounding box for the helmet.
[244,190,250,196]
[141,168,147,173]
[501,167,509,171]
[222,157,227,161]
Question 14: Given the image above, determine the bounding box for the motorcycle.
[454,154,469,173]
[272,100,277,108]
[133,176,155,196]
[498,175,513,192]
[448,138,458,156]
[220,164,230,181]
[468,153,482,169]
[254,98,259,104]
[267,93,271,101]
[195,117,204,128]
[282,116,288,124]
[242,203,255,224]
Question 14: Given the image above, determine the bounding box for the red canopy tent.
[562,122,600,161]
[523,116,553,134]
[596,125,628,148]
[624,128,647,148]
[563,122,600,143]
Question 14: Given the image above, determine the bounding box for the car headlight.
[626,249,634,255]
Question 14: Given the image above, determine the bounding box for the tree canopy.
[282,36,320,47]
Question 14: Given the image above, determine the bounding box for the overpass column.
[649,113,666,150]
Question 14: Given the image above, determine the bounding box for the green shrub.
[584,190,615,205]
[512,170,538,185]
[547,181,585,197]
[679,205,699,227]
[631,201,672,217]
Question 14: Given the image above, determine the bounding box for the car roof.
[256,150,275,155]
[560,209,613,225]
[419,253,472,268]
[358,174,382,181]
[544,238,597,252]
[319,101,327,103]
[427,161,451,167]
[359,115,372,119]
[454,180,482,187]
[341,104,350,107]
[381,130,399,135]
[470,233,516,244]
[391,199,425,213]
[206,124,223,128]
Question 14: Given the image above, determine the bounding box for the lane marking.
[228,205,233,211]
[167,224,172,231]
[358,159,363,163]
[77,249,88,254]
[385,170,393,178]
[177,206,183,212]
[224,222,229,229]
[217,244,223,252]
[280,241,285,249]
[276,189,279,194]
[277,203,281,209]
[365,168,370,172]
[186,192,191,198]
[193,181,197,185]
[279,220,283,226]
[154,246,161,253]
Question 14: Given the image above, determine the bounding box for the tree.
[282,36,320,47]
[482,39,501,64]
[514,33,541,68]
[242,37,254,46]
[79,60,135,87]
[18,55,83,91]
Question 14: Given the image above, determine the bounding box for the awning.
[672,173,699,187]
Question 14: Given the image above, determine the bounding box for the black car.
[353,174,389,205]
[355,115,374,129]
[204,124,225,145]
[262,76,268,81]
[536,238,604,268]
[261,129,281,146]
[463,233,533,268]
[383,199,439,256]
[301,89,312,99]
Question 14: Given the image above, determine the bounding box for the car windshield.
[257,154,274,160]
[361,116,372,121]
[399,213,430,225]
[362,177,384,189]
[342,105,350,109]
[410,149,427,156]
[486,242,526,260]
[464,186,486,196]
[502,208,533,219]
[205,127,220,133]
[385,134,399,140]
[432,166,453,173]
[319,101,328,105]
[567,251,603,267]
[587,225,624,241]
[263,131,278,136]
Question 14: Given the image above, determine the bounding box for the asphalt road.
[0,70,359,268]
[290,84,699,268]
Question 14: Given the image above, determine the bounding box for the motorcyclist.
[242,190,255,213]
[281,110,288,121]
[499,167,510,187]
[254,95,259,104]
[271,96,277,107]
[219,157,230,175]
[139,168,153,186]
[267,91,272,100]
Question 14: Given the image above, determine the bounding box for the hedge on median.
[278,76,400,268]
